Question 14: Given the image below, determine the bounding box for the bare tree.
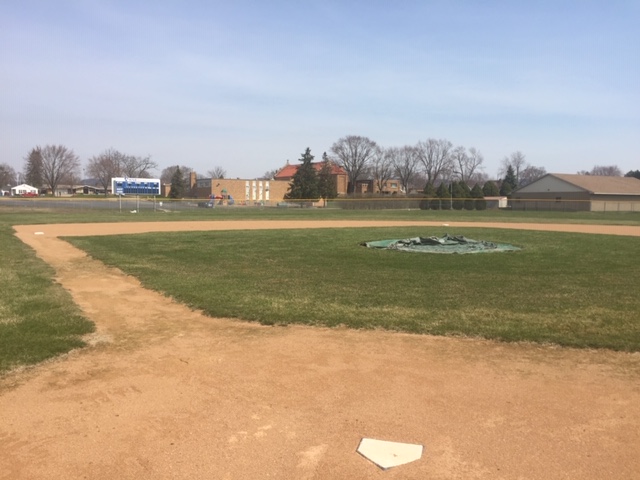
[450,146,468,181]
[0,163,17,189]
[455,147,484,183]
[120,155,157,178]
[370,147,394,194]
[160,165,193,185]
[86,148,126,194]
[391,146,419,194]
[500,151,527,185]
[579,165,623,176]
[467,171,489,186]
[39,145,80,195]
[408,171,428,192]
[415,138,453,185]
[330,135,379,194]
[207,166,227,179]
[259,169,279,180]
[519,165,547,186]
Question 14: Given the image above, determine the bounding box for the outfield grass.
[67,226,640,351]
[2,206,640,374]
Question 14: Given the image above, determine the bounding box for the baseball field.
[1,207,639,479]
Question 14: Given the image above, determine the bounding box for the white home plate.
[357,438,423,470]
[34,232,44,235]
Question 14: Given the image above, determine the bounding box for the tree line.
[0,145,230,197]
[0,146,158,196]
[285,136,544,200]
[285,135,635,201]
[0,140,635,197]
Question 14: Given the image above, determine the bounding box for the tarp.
[362,234,521,254]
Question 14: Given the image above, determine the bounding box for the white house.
[10,184,39,196]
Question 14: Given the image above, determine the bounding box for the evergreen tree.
[285,148,319,200]
[24,148,44,187]
[436,181,451,210]
[317,152,337,203]
[168,166,186,198]
[420,182,437,210]
[625,170,640,180]
[460,182,474,210]
[482,180,500,196]
[451,181,466,210]
[500,165,517,195]
[499,181,512,196]
[471,183,486,210]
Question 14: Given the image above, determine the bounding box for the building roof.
[11,183,38,191]
[80,178,102,187]
[274,162,347,179]
[516,174,640,195]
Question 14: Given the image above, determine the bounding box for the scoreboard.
[111,177,161,195]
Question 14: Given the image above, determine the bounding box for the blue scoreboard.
[112,177,161,196]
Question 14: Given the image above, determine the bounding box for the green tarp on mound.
[363,234,521,254]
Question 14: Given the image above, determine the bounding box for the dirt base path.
[3,221,640,479]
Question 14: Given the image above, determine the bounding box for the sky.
[2,0,639,181]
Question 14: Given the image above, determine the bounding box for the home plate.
[34,232,45,235]
[357,438,423,470]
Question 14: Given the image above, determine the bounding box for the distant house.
[10,184,39,196]
[274,162,348,195]
[354,178,404,195]
[511,174,640,211]
[39,184,76,196]
[76,178,107,195]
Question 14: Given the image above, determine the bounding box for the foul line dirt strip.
[12,219,640,238]
[3,220,640,480]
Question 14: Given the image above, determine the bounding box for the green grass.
[2,200,640,225]
[67,226,640,351]
[0,222,94,373]
[1,205,640,374]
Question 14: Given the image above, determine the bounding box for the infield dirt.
[2,220,640,479]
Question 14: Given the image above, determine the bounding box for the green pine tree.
[451,181,466,210]
[471,183,486,210]
[24,148,44,188]
[482,180,500,196]
[500,165,517,195]
[436,182,451,210]
[499,181,512,196]
[168,166,185,199]
[317,152,338,203]
[285,148,319,200]
[460,182,474,210]
[419,182,437,210]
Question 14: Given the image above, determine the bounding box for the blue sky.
[2,0,639,180]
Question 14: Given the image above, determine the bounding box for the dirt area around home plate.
[2,220,640,480]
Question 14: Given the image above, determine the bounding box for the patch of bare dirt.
[2,221,640,479]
